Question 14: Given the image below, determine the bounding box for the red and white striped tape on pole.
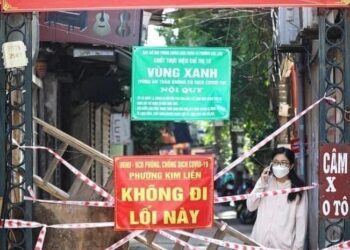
[214,95,335,181]
[19,145,114,202]
[323,241,350,250]
[214,184,317,203]
[172,230,272,250]
[105,230,144,250]
[158,230,199,250]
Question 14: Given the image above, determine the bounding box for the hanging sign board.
[2,0,350,12]
[110,114,131,144]
[114,155,214,230]
[39,10,141,47]
[131,47,232,121]
[319,144,350,218]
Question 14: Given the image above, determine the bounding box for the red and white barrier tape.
[19,145,114,202]
[24,195,114,207]
[48,222,115,229]
[1,219,116,250]
[0,219,43,228]
[1,219,114,230]
[214,184,317,203]
[34,226,47,250]
[214,95,335,181]
[105,230,144,250]
[158,230,199,250]
[8,96,336,250]
[26,183,315,207]
[172,230,271,250]
[323,241,350,250]
[26,186,114,207]
[3,217,348,250]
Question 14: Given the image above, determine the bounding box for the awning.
[2,0,349,13]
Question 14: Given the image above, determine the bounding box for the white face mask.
[272,164,290,178]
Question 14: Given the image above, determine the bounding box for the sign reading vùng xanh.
[114,155,214,230]
[131,47,232,121]
[319,144,350,218]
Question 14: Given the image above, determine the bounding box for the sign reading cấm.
[319,144,350,218]
[2,0,350,12]
[114,155,213,230]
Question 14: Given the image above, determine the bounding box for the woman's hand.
[261,165,271,184]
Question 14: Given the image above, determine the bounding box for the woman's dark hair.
[272,147,305,202]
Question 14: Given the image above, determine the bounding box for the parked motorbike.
[215,172,236,206]
[234,178,257,224]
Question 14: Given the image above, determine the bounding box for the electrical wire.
[175,11,270,32]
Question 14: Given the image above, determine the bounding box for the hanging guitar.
[116,11,131,37]
[93,11,111,36]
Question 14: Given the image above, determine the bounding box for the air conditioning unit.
[278,7,300,46]
[302,8,318,29]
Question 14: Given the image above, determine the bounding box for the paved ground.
[129,204,254,249]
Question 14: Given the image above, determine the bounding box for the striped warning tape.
[214,95,335,181]
[6,94,337,250]
[1,219,115,250]
[214,184,317,203]
[24,183,317,207]
[19,145,114,202]
[34,226,47,250]
[2,218,349,250]
[48,222,115,229]
[0,219,42,228]
[24,195,114,207]
[25,186,114,207]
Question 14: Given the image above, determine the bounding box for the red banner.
[2,0,350,12]
[114,155,213,230]
[319,144,350,218]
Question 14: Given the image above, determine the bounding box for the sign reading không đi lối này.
[114,155,214,230]
[131,47,232,121]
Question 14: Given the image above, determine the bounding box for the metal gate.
[318,8,350,248]
[0,13,33,249]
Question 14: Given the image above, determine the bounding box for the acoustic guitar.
[93,11,111,36]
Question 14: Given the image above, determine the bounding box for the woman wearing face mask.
[247,147,308,250]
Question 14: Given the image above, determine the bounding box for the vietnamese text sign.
[2,0,350,13]
[114,155,214,230]
[131,47,232,121]
[319,144,350,218]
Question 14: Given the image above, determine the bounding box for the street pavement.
[129,204,254,249]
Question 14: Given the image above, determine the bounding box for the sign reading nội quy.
[319,144,350,218]
[131,47,231,121]
[114,155,213,230]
